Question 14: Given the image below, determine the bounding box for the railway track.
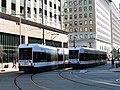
[14,72,50,90]
[59,70,114,90]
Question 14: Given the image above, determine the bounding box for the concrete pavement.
[1,62,120,73]
[0,63,19,73]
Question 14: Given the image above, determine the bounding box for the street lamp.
[11,14,24,44]
[51,33,59,46]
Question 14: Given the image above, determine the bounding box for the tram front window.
[19,48,32,60]
[69,50,79,59]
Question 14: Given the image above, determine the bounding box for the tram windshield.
[69,50,79,59]
[19,48,32,60]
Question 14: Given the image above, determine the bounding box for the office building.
[0,0,68,63]
[62,0,120,56]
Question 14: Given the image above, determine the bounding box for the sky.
[113,0,120,9]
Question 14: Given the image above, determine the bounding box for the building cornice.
[0,12,68,35]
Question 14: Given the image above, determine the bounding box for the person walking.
[12,58,17,68]
[111,58,114,68]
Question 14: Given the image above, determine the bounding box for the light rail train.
[68,47,107,68]
[18,44,68,72]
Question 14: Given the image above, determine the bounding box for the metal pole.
[73,36,76,48]
[42,0,44,45]
[19,16,22,44]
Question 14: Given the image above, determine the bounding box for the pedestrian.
[111,58,114,67]
[12,58,17,68]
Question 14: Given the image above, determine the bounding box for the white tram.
[18,44,68,72]
[68,47,107,68]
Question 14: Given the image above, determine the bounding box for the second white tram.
[18,44,68,72]
[68,47,107,68]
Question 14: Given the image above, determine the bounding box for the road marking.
[72,71,120,87]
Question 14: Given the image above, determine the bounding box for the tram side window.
[58,54,63,61]
[46,53,51,61]
[33,52,47,62]
[50,50,57,61]
[80,53,84,60]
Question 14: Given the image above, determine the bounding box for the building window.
[34,8,36,14]
[90,34,93,38]
[74,28,78,32]
[69,28,73,32]
[45,0,47,4]
[45,10,47,15]
[65,23,67,27]
[79,34,83,39]
[50,12,52,18]
[69,1,72,6]
[74,7,77,12]
[27,7,31,14]
[49,1,52,7]
[89,13,92,18]
[20,6,24,14]
[69,8,72,12]
[89,6,92,11]
[74,21,77,26]
[74,14,77,19]
[64,2,68,6]
[84,6,87,11]
[79,27,83,32]
[39,8,42,14]
[69,14,72,19]
[79,14,82,18]
[89,20,93,24]
[84,13,87,18]
[84,27,88,31]
[54,4,56,9]
[69,21,73,26]
[90,27,93,31]
[84,20,87,25]
[89,0,92,4]
[79,7,82,12]
[84,0,87,5]
[79,20,82,25]
[64,8,68,13]
[54,14,56,19]
[58,6,60,11]
[85,34,88,39]
[74,1,77,6]
[79,0,82,5]
[11,3,16,14]
[59,16,61,21]
[64,15,68,20]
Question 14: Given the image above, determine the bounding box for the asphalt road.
[0,63,120,90]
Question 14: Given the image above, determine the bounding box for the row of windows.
[64,20,93,27]
[64,13,92,20]
[80,53,106,61]
[69,33,94,40]
[68,27,93,33]
[64,0,92,6]
[64,6,92,13]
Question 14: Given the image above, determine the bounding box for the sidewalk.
[0,68,19,73]
[0,63,19,73]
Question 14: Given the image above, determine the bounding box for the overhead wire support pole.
[19,15,22,44]
[42,0,44,45]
